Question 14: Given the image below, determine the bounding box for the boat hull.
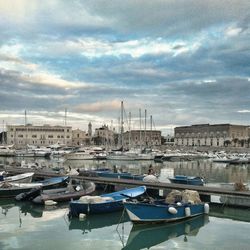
[124,202,208,223]
[169,175,204,186]
[69,186,146,217]
[33,182,96,204]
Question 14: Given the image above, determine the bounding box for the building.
[93,125,115,146]
[7,124,72,148]
[174,124,249,147]
[123,130,162,148]
[72,129,91,146]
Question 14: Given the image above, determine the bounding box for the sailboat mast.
[121,101,124,149]
[129,111,131,149]
[150,115,152,147]
[139,109,142,151]
[144,109,147,146]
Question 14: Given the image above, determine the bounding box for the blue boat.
[124,189,209,224]
[68,185,146,217]
[38,176,69,189]
[79,168,145,181]
[169,175,204,186]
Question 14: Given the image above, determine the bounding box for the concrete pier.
[4,166,250,207]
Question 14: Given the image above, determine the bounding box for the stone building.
[174,124,249,147]
[7,124,72,148]
[93,125,115,146]
[123,130,162,148]
[72,129,91,146]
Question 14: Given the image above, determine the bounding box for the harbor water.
[1,157,250,249]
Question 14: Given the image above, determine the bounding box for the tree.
[224,140,231,147]
[232,138,239,147]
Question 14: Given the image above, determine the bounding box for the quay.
[4,167,250,204]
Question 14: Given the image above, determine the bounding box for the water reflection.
[0,199,43,218]
[210,204,250,222]
[1,156,249,185]
[123,215,209,250]
[68,211,128,234]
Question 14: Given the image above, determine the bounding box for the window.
[32,135,37,138]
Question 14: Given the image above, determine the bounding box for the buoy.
[44,200,57,206]
[79,213,86,220]
[185,207,191,217]
[176,202,182,206]
[168,206,177,214]
[204,203,210,214]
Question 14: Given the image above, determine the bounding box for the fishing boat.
[1,172,34,183]
[68,185,146,217]
[168,175,205,186]
[124,190,209,223]
[123,214,209,250]
[79,168,145,181]
[0,176,69,198]
[32,181,96,204]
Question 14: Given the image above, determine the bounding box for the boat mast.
[139,109,142,151]
[129,111,131,149]
[150,115,152,147]
[144,109,147,147]
[25,110,27,149]
[64,108,67,145]
[120,101,124,149]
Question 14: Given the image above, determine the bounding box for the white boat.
[3,172,34,183]
[16,146,51,158]
[106,151,137,161]
[0,145,16,156]
[65,149,95,160]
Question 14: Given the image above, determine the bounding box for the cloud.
[0,1,250,134]
[72,100,121,113]
[237,110,250,113]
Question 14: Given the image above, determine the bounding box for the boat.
[15,145,51,158]
[65,147,106,160]
[0,176,69,198]
[124,189,209,223]
[79,168,145,181]
[0,182,43,198]
[106,151,137,161]
[0,145,16,156]
[78,168,148,191]
[32,181,96,204]
[212,157,239,164]
[169,175,205,186]
[1,172,34,183]
[123,214,209,250]
[68,185,146,217]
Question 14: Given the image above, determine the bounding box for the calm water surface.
[0,200,250,250]
[1,157,250,249]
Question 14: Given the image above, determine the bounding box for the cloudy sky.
[0,0,249,135]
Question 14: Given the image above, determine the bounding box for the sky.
[0,0,250,135]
